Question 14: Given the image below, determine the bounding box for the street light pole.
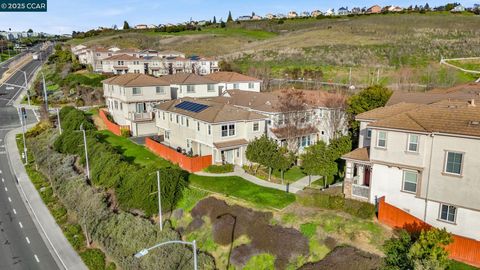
[79,124,90,179]
[42,72,48,111]
[17,107,27,164]
[134,240,198,270]
[56,108,62,134]
[21,70,30,106]
[157,170,163,231]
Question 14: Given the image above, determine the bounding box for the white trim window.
[186,85,195,93]
[253,122,259,131]
[248,82,254,89]
[402,170,418,193]
[407,134,419,152]
[132,87,141,95]
[156,86,166,94]
[221,124,235,137]
[444,151,463,175]
[439,204,457,223]
[207,84,215,92]
[366,129,372,139]
[377,131,387,148]
[233,83,239,89]
[208,125,211,135]
[197,122,200,131]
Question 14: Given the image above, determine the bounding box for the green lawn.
[97,130,172,168]
[272,166,306,181]
[189,174,296,209]
[450,261,480,270]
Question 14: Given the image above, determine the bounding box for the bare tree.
[323,91,348,141]
[274,89,314,153]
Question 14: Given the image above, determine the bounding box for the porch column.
[345,161,353,179]
[357,165,365,185]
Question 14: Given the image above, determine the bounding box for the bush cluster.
[298,192,375,219]
[203,164,234,174]
[53,107,188,216]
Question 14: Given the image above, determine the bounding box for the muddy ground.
[298,246,383,270]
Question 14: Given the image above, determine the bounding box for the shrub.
[120,128,130,138]
[80,249,106,270]
[64,224,86,250]
[298,193,375,219]
[203,164,234,173]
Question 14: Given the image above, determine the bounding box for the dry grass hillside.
[69,13,480,89]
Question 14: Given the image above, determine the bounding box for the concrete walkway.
[5,127,88,270]
[195,166,320,194]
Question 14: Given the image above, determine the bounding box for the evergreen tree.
[213,16,217,24]
[424,3,430,10]
[227,11,233,22]
[123,21,130,30]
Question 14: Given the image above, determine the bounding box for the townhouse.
[205,71,262,92]
[212,89,347,151]
[102,54,145,74]
[161,73,220,99]
[154,98,268,166]
[102,73,171,136]
[343,99,480,243]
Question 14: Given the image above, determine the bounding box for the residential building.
[337,7,350,15]
[311,10,323,17]
[101,54,145,74]
[276,13,287,19]
[387,6,403,12]
[238,16,252,21]
[325,9,335,16]
[205,71,262,93]
[154,98,268,166]
[342,99,480,245]
[288,11,298,18]
[161,73,219,99]
[102,74,171,136]
[134,24,148,29]
[367,5,382,14]
[300,11,310,17]
[265,13,276,19]
[451,5,465,12]
[252,15,263,20]
[351,7,363,14]
[213,89,347,151]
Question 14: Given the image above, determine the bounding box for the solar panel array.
[174,101,209,113]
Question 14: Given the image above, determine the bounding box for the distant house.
[300,11,310,17]
[287,11,298,18]
[451,5,465,12]
[351,7,362,14]
[134,24,148,29]
[238,15,252,21]
[205,71,262,93]
[337,7,350,15]
[265,13,276,19]
[102,54,145,75]
[367,5,382,14]
[311,10,323,17]
[276,13,287,19]
[387,6,403,12]
[161,73,219,99]
[325,9,335,16]
[252,15,263,20]
[196,20,208,26]
[148,24,158,29]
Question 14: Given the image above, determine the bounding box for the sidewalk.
[5,127,88,270]
[195,166,320,194]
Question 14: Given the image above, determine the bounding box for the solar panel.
[175,101,208,113]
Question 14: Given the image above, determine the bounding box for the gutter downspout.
[423,132,436,221]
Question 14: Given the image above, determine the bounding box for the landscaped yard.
[189,174,296,209]
[244,165,306,184]
[97,130,172,168]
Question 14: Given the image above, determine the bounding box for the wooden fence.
[378,197,480,267]
[99,109,129,136]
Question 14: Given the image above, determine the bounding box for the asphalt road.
[0,46,60,270]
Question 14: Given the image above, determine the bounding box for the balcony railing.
[352,184,370,199]
[129,112,154,122]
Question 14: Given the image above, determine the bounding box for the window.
[176,115,179,124]
[165,131,170,140]
[156,86,165,94]
[439,204,457,223]
[170,113,173,122]
[408,134,419,152]
[208,125,211,135]
[253,122,259,131]
[162,112,165,120]
[221,124,235,137]
[120,103,123,110]
[233,83,239,89]
[186,85,195,93]
[445,152,463,175]
[299,135,311,147]
[181,116,184,125]
[377,131,387,148]
[114,100,118,109]
[197,122,200,131]
[207,84,215,92]
[248,82,254,89]
[366,129,372,139]
[132,87,141,95]
[118,61,124,66]
[186,118,189,127]
[402,170,418,193]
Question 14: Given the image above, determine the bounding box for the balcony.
[128,112,154,122]
[352,184,370,199]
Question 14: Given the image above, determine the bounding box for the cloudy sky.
[0,0,476,34]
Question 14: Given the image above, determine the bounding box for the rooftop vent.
[468,99,476,107]
[469,120,480,126]
[447,105,457,109]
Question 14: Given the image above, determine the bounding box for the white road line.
[13,209,16,215]
[34,254,39,263]
[4,187,7,191]
[1,178,4,182]
[0,170,2,174]
[25,237,30,244]
[8,197,11,202]
[19,222,23,228]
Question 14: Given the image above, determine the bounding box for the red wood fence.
[145,137,212,172]
[378,197,480,267]
[99,109,129,136]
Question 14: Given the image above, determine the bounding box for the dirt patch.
[190,197,309,269]
[298,246,383,270]
[92,114,107,130]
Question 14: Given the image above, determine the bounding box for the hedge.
[80,249,106,270]
[203,164,234,174]
[298,192,376,219]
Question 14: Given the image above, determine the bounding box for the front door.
[221,150,234,164]
[364,167,371,187]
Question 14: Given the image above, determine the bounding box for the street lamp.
[17,107,28,164]
[0,66,31,106]
[74,123,90,179]
[134,240,198,270]
[148,170,163,231]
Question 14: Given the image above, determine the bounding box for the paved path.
[195,166,320,194]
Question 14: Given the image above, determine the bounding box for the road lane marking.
[1,178,4,182]
[19,222,23,228]
[25,237,30,244]
[13,209,16,215]
[8,197,11,202]
[34,254,39,263]
[0,170,2,174]
[4,187,7,191]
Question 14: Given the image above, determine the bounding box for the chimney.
[468,99,476,107]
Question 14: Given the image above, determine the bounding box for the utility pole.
[156,170,163,231]
[18,107,27,164]
[80,124,90,179]
[56,108,62,134]
[42,72,48,112]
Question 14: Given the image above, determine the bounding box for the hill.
[68,13,480,89]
